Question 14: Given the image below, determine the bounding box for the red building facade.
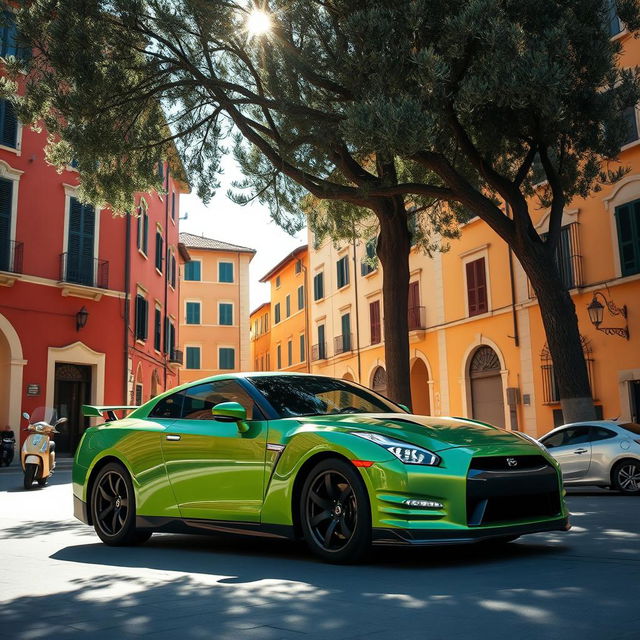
[0,12,190,455]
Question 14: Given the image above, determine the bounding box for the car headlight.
[353,432,440,466]
[517,431,548,453]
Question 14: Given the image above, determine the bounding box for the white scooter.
[21,408,67,490]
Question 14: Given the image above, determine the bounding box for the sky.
[179,154,307,310]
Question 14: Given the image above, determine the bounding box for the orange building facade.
[250,301,271,371]
[178,233,255,384]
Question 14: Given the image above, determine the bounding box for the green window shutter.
[219,262,233,282]
[318,324,325,359]
[0,177,13,271]
[219,303,233,325]
[298,285,304,310]
[155,231,163,271]
[67,197,95,286]
[186,302,200,324]
[616,202,640,276]
[313,273,324,300]
[286,295,291,317]
[186,346,200,369]
[154,308,162,351]
[185,261,201,281]
[300,334,305,362]
[220,348,235,370]
[0,99,17,148]
[341,313,351,350]
[277,345,281,369]
[274,303,280,324]
[287,340,292,366]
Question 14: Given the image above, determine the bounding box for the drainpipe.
[163,167,170,391]
[351,231,362,383]
[301,262,311,372]
[506,203,520,348]
[123,213,131,404]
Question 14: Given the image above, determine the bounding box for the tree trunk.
[517,243,596,423]
[375,200,413,408]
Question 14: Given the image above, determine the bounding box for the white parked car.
[539,421,640,494]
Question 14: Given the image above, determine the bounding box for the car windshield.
[248,375,403,418]
[620,422,640,435]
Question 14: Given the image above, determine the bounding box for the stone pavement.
[1,468,639,640]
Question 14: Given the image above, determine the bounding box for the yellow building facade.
[250,301,272,371]
[178,233,255,384]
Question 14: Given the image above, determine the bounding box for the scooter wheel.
[24,463,38,490]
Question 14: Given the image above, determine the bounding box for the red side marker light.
[351,460,374,468]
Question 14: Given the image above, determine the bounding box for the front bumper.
[372,516,570,546]
[74,496,90,525]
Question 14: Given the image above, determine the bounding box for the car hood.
[291,413,531,452]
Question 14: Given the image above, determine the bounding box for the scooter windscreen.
[29,407,58,425]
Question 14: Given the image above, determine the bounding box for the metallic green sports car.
[73,373,570,563]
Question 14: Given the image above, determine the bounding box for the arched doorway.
[0,313,24,436]
[150,369,161,398]
[410,359,430,415]
[371,366,387,396]
[469,346,505,428]
[54,363,92,454]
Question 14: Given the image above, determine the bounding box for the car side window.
[590,427,617,442]
[541,431,565,448]
[149,391,185,419]
[563,426,591,445]
[181,380,263,421]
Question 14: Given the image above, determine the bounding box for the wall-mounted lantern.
[76,306,89,331]
[587,291,629,340]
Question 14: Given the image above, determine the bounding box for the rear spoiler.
[83,405,139,421]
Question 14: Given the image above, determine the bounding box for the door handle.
[166,434,181,441]
[573,448,588,454]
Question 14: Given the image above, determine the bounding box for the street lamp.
[76,306,89,331]
[587,291,629,339]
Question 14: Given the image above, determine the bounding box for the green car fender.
[260,428,397,527]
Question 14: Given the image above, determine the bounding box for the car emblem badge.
[506,457,518,468]
[334,505,343,516]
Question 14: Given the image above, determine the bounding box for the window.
[370,300,381,345]
[135,384,143,406]
[408,281,424,330]
[185,346,201,370]
[300,334,305,362]
[540,224,581,290]
[137,202,149,255]
[184,260,201,281]
[219,261,234,283]
[361,239,377,275]
[0,177,13,272]
[164,318,176,355]
[337,313,351,353]
[274,302,281,324]
[65,197,97,287]
[171,192,176,221]
[275,275,281,288]
[287,339,293,367]
[297,285,304,310]
[615,199,640,276]
[286,294,291,318]
[0,99,17,149]
[541,426,591,449]
[157,160,165,184]
[277,344,282,369]
[135,294,149,341]
[169,251,176,288]
[186,301,201,325]
[150,379,262,420]
[219,347,235,370]
[219,302,233,326]
[605,0,623,37]
[154,307,162,351]
[0,11,30,60]
[313,272,324,300]
[295,259,302,274]
[590,427,617,442]
[317,325,326,360]
[337,255,350,288]
[466,257,488,316]
[155,228,164,272]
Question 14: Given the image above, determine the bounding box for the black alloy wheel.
[613,460,640,495]
[90,462,152,545]
[300,458,371,563]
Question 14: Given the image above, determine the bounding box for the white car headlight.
[353,432,440,466]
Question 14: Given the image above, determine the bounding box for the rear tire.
[612,460,640,495]
[299,458,371,564]
[23,463,38,490]
[90,462,151,545]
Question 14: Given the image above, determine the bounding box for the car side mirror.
[55,417,68,427]
[398,404,410,413]
[212,402,249,433]
[22,412,30,421]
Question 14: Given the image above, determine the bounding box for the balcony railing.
[311,342,327,361]
[169,349,183,365]
[334,333,353,355]
[408,306,426,331]
[60,253,109,289]
[0,240,23,274]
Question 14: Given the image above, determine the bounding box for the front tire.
[612,460,640,495]
[90,462,152,545]
[300,458,371,564]
[23,463,38,490]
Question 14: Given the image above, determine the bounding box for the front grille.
[466,456,561,526]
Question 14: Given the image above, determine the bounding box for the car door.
[586,426,619,483]
[542,426,591,480]
[160,379,268,522]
